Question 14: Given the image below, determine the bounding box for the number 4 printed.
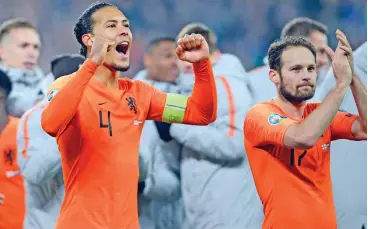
[99,111,113,136]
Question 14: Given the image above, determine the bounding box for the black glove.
[154,121,173,142]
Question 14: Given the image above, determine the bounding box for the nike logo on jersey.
[321,143,330,151]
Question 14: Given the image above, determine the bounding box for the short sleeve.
[330,110,359,141]
[244,103,297,147]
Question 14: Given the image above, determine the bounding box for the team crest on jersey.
[126,96,138,114]
[47,89,59,102]
[268,113,287,125]
[4,150,13,166]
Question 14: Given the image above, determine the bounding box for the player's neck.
[94,64,120,89]
[274,96,307,119]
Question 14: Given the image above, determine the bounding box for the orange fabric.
[42,60,96,137]
[0,117,25,229]
[183,58,217,125]
[243,101,358,229]
[218,76,236,136]
[41,59,216,229]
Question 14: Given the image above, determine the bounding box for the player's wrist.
[88,56,103,66]
[84,59,100,72]
[332,83,349,96]
[193,58,210,72]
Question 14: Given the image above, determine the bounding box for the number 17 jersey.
[243,101,359,229]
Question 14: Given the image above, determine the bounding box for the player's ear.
[269,69,280,84]
[82,34,93,48]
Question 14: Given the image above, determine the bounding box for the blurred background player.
[244,32,366,229]
[0,70,25,229]
[40,54,86,95]
[17,54,85,229]
[0,18,44,117]
[249,17,329,104]
[318,42,367,229]
[155,23,263,229]
[134,37,185,229]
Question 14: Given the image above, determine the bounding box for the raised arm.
[317,43,366,140]
[246,30,361,150]
[41,33,114,137]
[146,34,217,125]
[284,30,362,148]
[342,75,367,140]
[41,60,97,137]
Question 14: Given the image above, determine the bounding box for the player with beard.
[249,17,329,104]
[243,31,366,229]
[41,2,217,229]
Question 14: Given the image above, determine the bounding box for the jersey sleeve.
[146,58,217,125]
[244,104,297,147]
[41,59,98,137]
[145,84,167,121]
[330,110,359,141]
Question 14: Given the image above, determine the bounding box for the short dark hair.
[74,1,117,57]
[177,23,217,54]
[268,36,316,72]
[145,37,176,54]
[0,70,12,97]
[0,18,37,43]
[51,54,86,80]
[281,17,328,38]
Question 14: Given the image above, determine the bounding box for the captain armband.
[162,93,188,123]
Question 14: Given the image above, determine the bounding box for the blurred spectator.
[0,18,44,117]
[0,0,365,76]
[134,37,184,229]
[41,53,85,94]
[17,53,85,229]
[0,69,25,229]
[155,23,263,229]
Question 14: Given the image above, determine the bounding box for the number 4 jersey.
[43,65,168,229]
[243,101,359,229]
[41,59,217,229]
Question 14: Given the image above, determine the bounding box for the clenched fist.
[90,32,117,65]
[176,34,210,63]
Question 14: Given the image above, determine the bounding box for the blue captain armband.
[162,93,188,123]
